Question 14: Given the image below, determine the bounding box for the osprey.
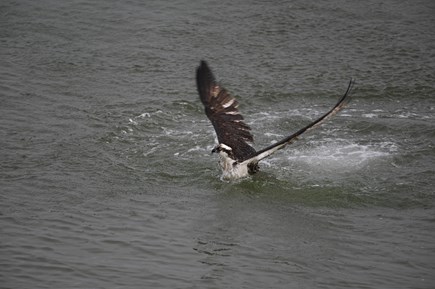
[196,60,354,180]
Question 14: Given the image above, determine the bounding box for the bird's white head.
[211,143,250,180]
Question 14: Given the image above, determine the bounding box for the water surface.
[1,0,435,288]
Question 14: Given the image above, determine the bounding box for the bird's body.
[217,150,250,180]
[196,60,354,180]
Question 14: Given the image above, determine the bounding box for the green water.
[1,0,434,288]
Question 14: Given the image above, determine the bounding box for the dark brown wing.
[196,60,256,162]
[245,78,355,164]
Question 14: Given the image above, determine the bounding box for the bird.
[196,60,354,180]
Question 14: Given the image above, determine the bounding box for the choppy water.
[1,0,435,288]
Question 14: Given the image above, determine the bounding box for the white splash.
[139,112,151,118]
[286,141,395,173]
[362,113,378,118]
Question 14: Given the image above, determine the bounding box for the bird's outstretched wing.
[241,79,355,166]
[196,60,256,162]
